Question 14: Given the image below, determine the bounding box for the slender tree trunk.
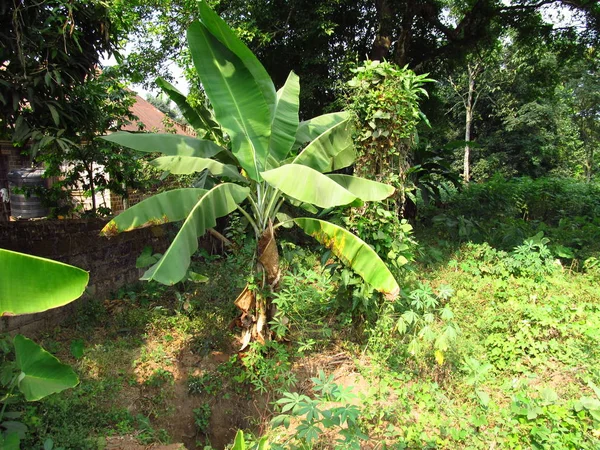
[463,64,479,183]
[88,163,96,214]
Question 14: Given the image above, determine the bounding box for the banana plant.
[0,249,87,448]
[101,1,399,345]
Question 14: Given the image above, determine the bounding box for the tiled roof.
[122,95,195,137]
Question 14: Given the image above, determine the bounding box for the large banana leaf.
[150,156,245,181]
[188,21,271,181]
[197,0,276,114]
[0,249,89,316]
[292,118,355,172]
[293,112,350,151]
[328,174,395,201]
[156,77,221,141]
[14,334,79,401]
[261,164,357,208]
[294,218,400,300]
[267,71,300,166]
[142,183,250,284]
[101,132,223,158]
[101,188,208,235]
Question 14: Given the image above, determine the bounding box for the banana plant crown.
[101,1,400,300]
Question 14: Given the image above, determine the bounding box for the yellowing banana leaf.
[150,156,245,181]
[142,183,249,284]
[292,118,355,172]
[261,164,357,208]
[188,21,271,181]
[101,132,223,158]
[267,71,300,166]
[293,111,350,151]
[0,249,88,316]
[295,218,400,300]
[101,188,208,235]
[328,174,395,201]
[14,334,79,401]
[197,0,276,114]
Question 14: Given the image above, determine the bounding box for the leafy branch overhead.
[101,0,400,342]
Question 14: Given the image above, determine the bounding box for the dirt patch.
[105,435,186,449]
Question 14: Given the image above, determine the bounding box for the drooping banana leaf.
[101,188,209,235]
[101,132,223,158]
[267,71,300,166]
[188,21,271,182]
[14,334,79,401]
[142,183,250,284]
[197,0,276,114]
[156,77,222,142]
[295,218,400,300]
[150,156,245,181]
[261,164,357,208]
[292,111,350,151]
[328,174,395,202]
[292,118,355,172]
[0,249,89,316]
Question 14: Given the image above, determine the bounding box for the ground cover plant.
[5,175,599,448]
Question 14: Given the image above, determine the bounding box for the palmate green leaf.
[150,156,245,181]
[142,183,249,285]
[156,77,221,140]
[292,118,355,173]
[100,188,208,234]
[14,335,79,401]
[294,218,400,299]
[0,249,89,316]
[267,71,300,166]
[197,1,276,115]
[262,164,357,208]
[328,174,395,201]
[101,132,223,158]
[188,21,271,181]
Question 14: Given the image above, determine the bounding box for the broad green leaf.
[0,249,88,316]
[0,431,20,450]
[292,118,355,173]
[156,77,221,140]
[197,1,276,114]
[150,156,245,181]
[293,111,349,151]
[262,165,357,208]
[101,188,208,234]
[101,132,223,158]
[231,430,246,450]
[294,218,400,299]
[142,183,249,284]
[267,71,300,166]
[188,21,271,181]
[14,335,79,401]
[328,174,395,201]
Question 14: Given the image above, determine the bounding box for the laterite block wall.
[0,219,173,334]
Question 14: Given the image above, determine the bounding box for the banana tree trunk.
[234,221,280,349]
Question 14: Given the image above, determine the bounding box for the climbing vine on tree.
[345,60,432,212]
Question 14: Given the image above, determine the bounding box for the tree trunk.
[371,0,394,61]
[463,64,478,183]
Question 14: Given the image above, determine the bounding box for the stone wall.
[0,218,174,334]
